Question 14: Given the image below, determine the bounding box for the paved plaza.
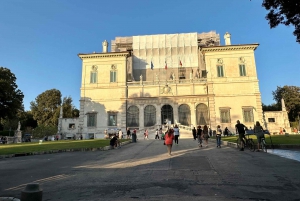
[1,138,300,201]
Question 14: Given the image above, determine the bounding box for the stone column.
[139,104,144,130]
[156,104,161,128]
[191,102,196,126]
[173,102,179,125]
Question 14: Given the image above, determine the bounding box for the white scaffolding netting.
[132,33,199,70]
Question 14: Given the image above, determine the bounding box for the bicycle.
[236,134,255,152]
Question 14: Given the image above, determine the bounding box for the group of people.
[191,125,211,148]
[0,136,7,144]
[236,120,266,152]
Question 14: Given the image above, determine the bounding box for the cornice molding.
[78,52,130,60]
[201,44,259,53]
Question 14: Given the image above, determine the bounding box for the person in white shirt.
[118,129,123,139]
[173,125,180,145]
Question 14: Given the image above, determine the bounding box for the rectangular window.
[239,64,246,76]
[217,65,224,77]
[110,71,117,82]
[108,113,117,126]
[87,113,97,127]
[69,123,75,129]
[268,118,275,122]
[201,70,207,78]
[90,72,97,83]
[220,109,231,123]
[243,108,254,123]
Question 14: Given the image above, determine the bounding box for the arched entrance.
[178,104,191,126]
[196,103,209,126]
[161,104,174,125]
[127,105,139,127]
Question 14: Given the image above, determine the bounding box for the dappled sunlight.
[74,147,200,169]
[4,174,73,191]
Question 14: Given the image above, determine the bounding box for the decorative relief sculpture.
[239,57,245,63]
[160,85,173,95]
[92,65,98,71]
[217,58,223,64]
[111,64,117,70]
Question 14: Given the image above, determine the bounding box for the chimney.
[224,32,231,45]
[102,40,108,53]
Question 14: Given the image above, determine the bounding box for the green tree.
[30,89,62,126]
[0,67,24,119]
[262,0,300,43]
[62,97,79,118]
[272,85,300,121]
[32,124,57,138]
[262,103,280,111]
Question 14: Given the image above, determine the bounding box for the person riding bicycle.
[235,120,247,151]
[254,121,264,152]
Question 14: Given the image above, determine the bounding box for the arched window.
[144,105,156,127]
[178,104,191,126]
[161,104,174,125]
[196,103,209,126]
[127,106,139,127]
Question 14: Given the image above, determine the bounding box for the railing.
[127,78,207,86]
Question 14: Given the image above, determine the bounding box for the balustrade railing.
[127,78,206,86]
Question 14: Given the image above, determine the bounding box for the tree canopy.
[272,85,300,121]
[0,67,24,119]
[30,89,79,127]
[30,89,62,126]
[262,0,300,43]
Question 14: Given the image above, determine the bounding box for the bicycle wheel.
[248,139,255,152]
[236,138,241,149]
[262,139,267,152]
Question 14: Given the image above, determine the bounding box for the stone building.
[59,31,290,139]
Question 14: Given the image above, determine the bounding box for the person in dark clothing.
[196,126,203,147]
[192,127,197,140]
[224,127,229,136]
[235,120,247,151]
[110,135,120,149]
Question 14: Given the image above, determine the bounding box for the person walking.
[235,120,247,151]
[155,129,159,139]
[174,125,180,145]
[192,127,197,140]
[203,125,209,147]
[164,128,175,156]
[144,129,149,140]
[216,125,222,148]
[254,121,264,151]
[197,126,203,147]
[209,127,212,137]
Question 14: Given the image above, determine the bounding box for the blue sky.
[1,0,299,111]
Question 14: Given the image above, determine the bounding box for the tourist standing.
[119,129,123,139]
[197,126,203,147]
[174,125,180,145]
[155,129,159,139]
[127,128,131,139]
[216,125,222,148]
[254,121,264,151]
[235,120,247,151]
[203,125,209,147]
[209,127,212,137]
[144,129,149,140]
[164,129,175,156]
[192,127,197,140]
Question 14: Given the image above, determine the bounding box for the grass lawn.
[0,139,130,155]
[219,135,300,145]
